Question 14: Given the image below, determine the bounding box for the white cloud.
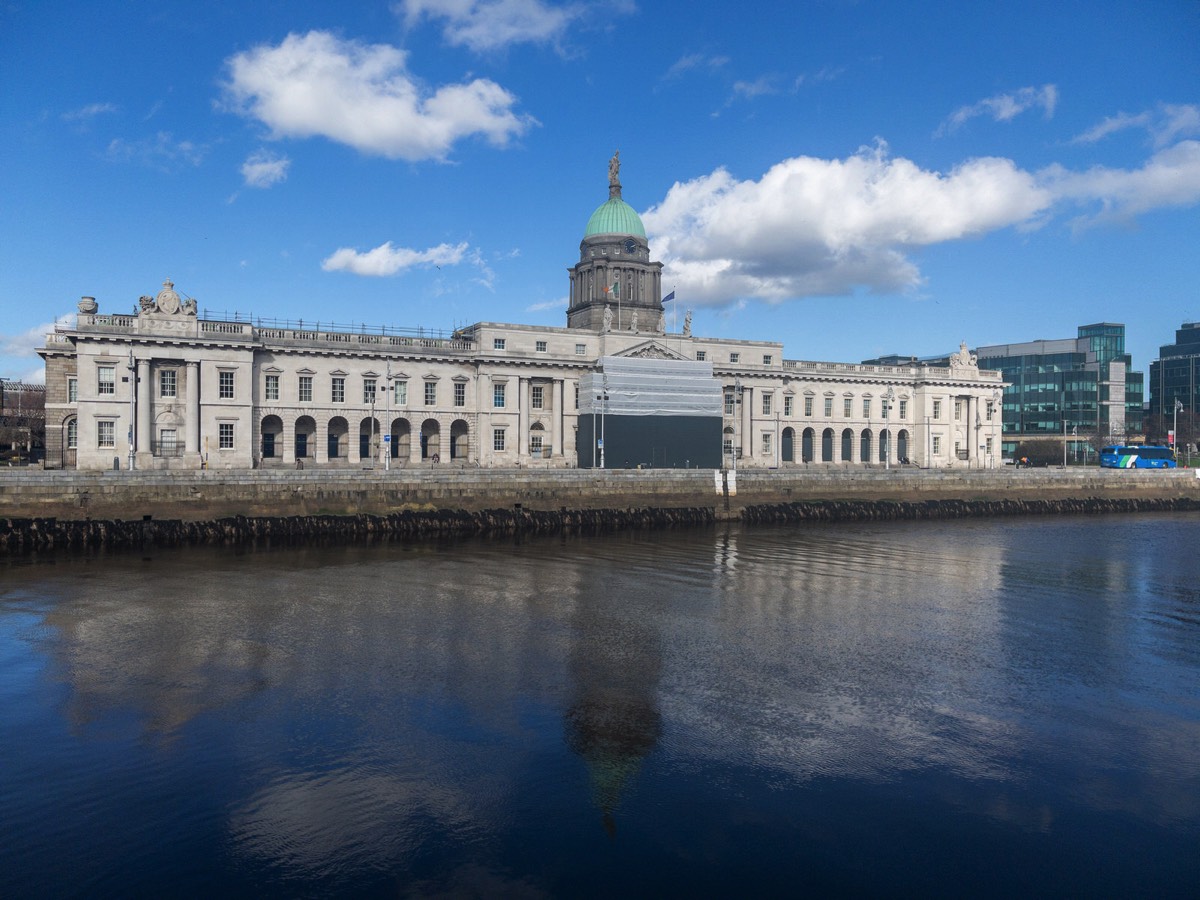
[62,102,117,123]
[398,0,591,53]
[526,297,567,312]
[938,84,1058,135]
[1,318,71,383]
[1072,103,1200,149]
[322,241,471,276]
[106,131,207,169]
[1042,140,1200,227]
[662,53,730,81]
[240,150,291,188]
[223,31,534,161]
[642,142,1052,306]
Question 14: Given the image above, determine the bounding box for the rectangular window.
[784,396,793,416]
[730,352,740,364]
[67,418,77,449]
[98,365,115,396]
[454,383,465,407]
[844,398,852,417]
[424,382,437,406]
[696,351,707,361]
[299,376,313,402]
[493,383,506,408]
[986,436,994,455]
[219,422,234,450]
[160,370,177,398]
[97,420,115,448]
[363,378,376,404]
[899,399,908,420]
[530,433,543,454]
[575,343,586,355]
[932,435,942,454]
[574,384,579,408]
[68,378,78,402]
[265,374,279,401]
[536,340,548,352]
[762,433,772,454]
[493,338,506,350]
[763,355,773,366]
[158,428,177,455]
[723,434,734,456]
[933,400,942,419]
[762,393,772,416]
[394,380,407,405]
[863,399,871,418]
[219,371,234,399]
[955,399,963,421]
[532,385,544,409]
[331,377,345,403]
[493,428,506,451]
[824,397,833,417]
[804,396,813,417]
[986,400,995,421]
[724,392,735,416]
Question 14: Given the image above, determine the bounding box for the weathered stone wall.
[1,467,1198,522]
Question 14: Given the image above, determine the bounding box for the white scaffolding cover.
[579,356,723,417]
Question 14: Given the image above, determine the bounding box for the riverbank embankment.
[2,467,1198,552]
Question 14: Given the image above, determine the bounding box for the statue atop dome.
[608,150,621,199]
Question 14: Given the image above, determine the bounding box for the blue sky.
[2,0,1199,384]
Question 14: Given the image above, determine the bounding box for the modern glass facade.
[1148,322,1200,419]
[976,323,1143,459]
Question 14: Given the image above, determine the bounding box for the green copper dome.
[584,198,646,238]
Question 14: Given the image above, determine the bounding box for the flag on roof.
[662,290,676,303]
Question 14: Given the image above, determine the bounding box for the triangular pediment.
[615,340,688,361]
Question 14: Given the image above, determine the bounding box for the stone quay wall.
[2,467,1198,553]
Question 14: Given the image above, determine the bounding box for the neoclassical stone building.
[40,158,1005,471]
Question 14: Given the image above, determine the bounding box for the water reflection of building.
[563,567,663,835]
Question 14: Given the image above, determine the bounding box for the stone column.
[740,387,753,462]
[967,395,978,467]
[185,361,200,454]
[136,358,151,457]
[552,380,563,459]
[516,377,527,461]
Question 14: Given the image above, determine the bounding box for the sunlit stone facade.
[39,164,1005,471]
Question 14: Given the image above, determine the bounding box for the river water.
[2,514,1198,897]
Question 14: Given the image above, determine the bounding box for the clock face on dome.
[623,239,637,254]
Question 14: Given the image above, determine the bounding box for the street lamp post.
[600,377,608,469]
[883,386,895,470]
[126,347,136,471]
[1174,397,1183,461]
[384,360,391,471]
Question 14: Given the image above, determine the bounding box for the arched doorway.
[358,416,379,462]
[801,427,814,463]
[723,426,734,464]
[294,416,316,461]
[879,428,890,464]
[897,429,909,463]
[821,428,834,462]
[781,427,794,463]
[421,418,441,461]
[450,419,470,461]
[260,415,283,462]
[841,428,853,462]
[391,418,411,462]
[529,422,547,458]
[327,416,349,461]
[860,429,872,463]
[62,417,77,469]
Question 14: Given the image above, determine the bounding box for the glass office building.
[975,323,1143,459]
[1148,322,1200,420]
